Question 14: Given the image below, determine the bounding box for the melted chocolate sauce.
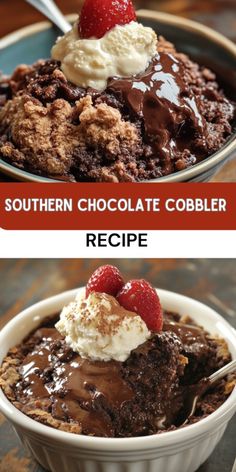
[108,52,206,172]
[19,328,133,437]
[163,320,207,347]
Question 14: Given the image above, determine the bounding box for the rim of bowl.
[0,11,235,183]
[0,287,235,451]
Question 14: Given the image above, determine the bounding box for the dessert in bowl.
[0,265,235,472]
[0,0,235,183]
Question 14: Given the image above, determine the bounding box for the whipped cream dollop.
[51,20,157,90]
[55,291,150,362]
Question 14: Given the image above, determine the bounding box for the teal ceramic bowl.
[0,11,236,182]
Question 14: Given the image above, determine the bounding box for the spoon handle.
[25,0,71,34]
[231,458,236,472]
[209,358,236,385]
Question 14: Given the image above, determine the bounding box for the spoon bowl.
[176,358,236,427]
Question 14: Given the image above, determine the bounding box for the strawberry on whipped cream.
[51,0,157,90]
[56,265,163,362]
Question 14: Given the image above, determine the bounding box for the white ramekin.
[0,288,236,472]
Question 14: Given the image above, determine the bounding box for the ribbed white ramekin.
[0,288,236,472]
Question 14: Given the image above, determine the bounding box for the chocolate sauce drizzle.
[108,52,206,172]
[18,328,133,436]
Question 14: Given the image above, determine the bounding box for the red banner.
[0,183,235,230]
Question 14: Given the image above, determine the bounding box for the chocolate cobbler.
[0,311,234,437]
[0,266,235,437]
[0,0,235,182]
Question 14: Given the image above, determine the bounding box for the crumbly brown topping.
[9,64,35,94]
[0,92,140,177]
[25,408,82,433]
[0,95,79,175]
[224,377,236,395]
[0,355,21,401]
[211,336,231,365]
[77,96,139,156]
[179,354,188,365]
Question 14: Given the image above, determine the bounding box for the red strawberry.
[86,265,124,297]
[78,0,136,39]
[117,279,163,332]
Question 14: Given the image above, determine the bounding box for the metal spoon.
[175,358,236,427]
[231,458,236,472]
[25,0,71,34]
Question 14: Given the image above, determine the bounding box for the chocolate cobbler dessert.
[0,265,235,437]
[0,0,235,182]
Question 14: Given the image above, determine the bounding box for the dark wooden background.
[1,0,236,41]
[0,0,236,182]
[0,259,235,471]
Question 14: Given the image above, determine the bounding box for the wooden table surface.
[0,0,235,182]
[0,259,235,471]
